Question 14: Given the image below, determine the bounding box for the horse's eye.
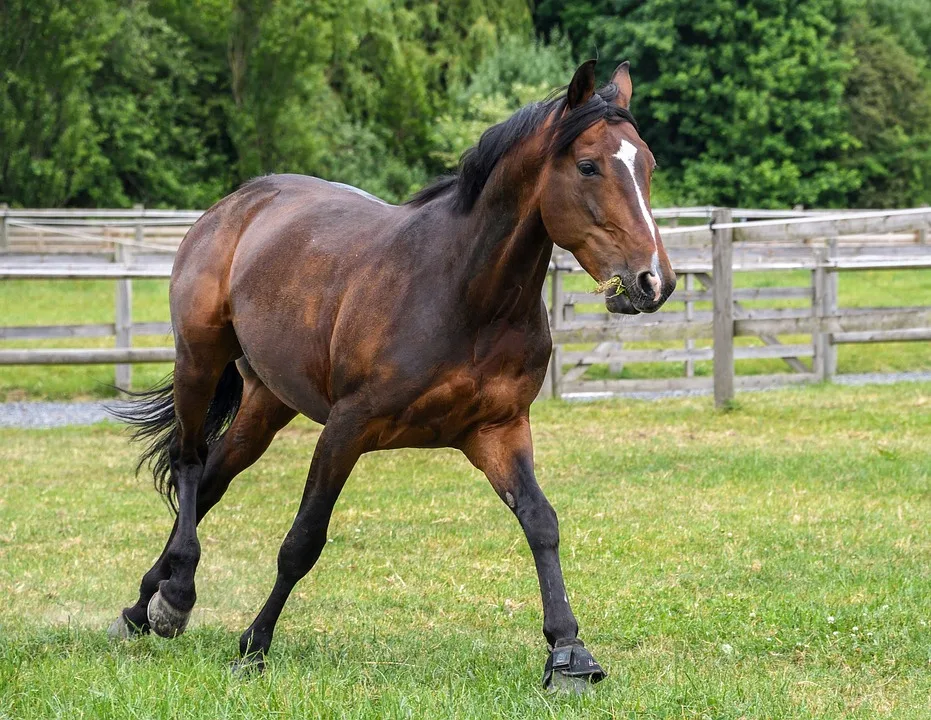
[577,161,598,177]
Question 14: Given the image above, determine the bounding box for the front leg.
[462,417,606,690]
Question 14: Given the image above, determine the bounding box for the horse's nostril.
[637,270,661,302]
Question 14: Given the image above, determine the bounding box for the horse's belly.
[231,292,336,425]
[238,337,332,424]
[368,365,541,450]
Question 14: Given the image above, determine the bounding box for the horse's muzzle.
[604,291,640,314]
[606,268,677,314]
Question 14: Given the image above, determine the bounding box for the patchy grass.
[1,383,929,718]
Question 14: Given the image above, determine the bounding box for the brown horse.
[109,60,675,689]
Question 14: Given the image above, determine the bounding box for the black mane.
[406,82,637,213]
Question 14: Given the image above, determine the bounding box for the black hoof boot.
[542,639,606,694]
[146,583,191,638]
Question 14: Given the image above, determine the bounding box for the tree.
[842,18,931,207]
[554,0,861,207]
[0,0,111,206]
[84,1,233,207]
[1,0,539,207]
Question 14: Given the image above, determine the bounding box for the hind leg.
[112,372,296,636]
[144,342,231,636]
[235,404,364,669]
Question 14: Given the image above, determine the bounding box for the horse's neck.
[456,160,553,324]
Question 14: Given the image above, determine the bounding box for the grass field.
[1,384,929,718]
[1,267,929,400]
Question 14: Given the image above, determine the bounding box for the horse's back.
[170,174,414,422]
[171,173,403,316]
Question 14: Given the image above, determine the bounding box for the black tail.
[108,362,244,513]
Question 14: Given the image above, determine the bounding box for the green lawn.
[1,384,930,718]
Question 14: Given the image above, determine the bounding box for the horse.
[108,59,676,689]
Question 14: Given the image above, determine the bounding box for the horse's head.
[540,61,676,314]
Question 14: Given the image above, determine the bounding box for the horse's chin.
[605,293,640,314]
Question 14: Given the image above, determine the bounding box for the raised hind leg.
[235,404,364,670]
[112,371,296,637]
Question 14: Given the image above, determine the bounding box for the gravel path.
[0,401,114,429]
[1,372,929,428]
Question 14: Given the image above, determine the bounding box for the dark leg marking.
[235,408,363,671]
[113,371,295,638]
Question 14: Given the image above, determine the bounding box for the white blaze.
[613,139,659,269]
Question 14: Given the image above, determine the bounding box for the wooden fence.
[2,206,930,405]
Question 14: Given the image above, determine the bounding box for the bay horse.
[109,60,676,689]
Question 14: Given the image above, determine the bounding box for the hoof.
[146,587,191,638]
[230,653,266,677]
[542,639,606,693]
[107,613,147,640]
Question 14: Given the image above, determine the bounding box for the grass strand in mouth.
[594,275,625,298]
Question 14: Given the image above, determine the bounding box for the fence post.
[134,203,145,250]
[812,248,826,380]
[550,264,564,399]
[823,238,838,380]
[114,205,141,390]
[538,277,553,400]
[813,241,838,382]
[711,208,734,407]
[0,203,8,252]
[684,272,694,377]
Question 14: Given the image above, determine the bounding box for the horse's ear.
[610,61,633,109]
[567,59,597,110]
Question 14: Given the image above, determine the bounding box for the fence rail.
[2,205,929,404]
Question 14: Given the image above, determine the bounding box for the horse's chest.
[371,326,548,449]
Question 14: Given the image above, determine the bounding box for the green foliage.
[0,0,111,206]
[534,0,931,208]
[573,0,860,208]
[842,19,931,207]
[0,0,535,207]
[3,0,931,208]
[218,0,537,202]
[85,2,232,207]
[863,0,931,61]
[431,32,575,168]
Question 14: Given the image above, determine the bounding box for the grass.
[1,266,929,400]
[1,383,930,718]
